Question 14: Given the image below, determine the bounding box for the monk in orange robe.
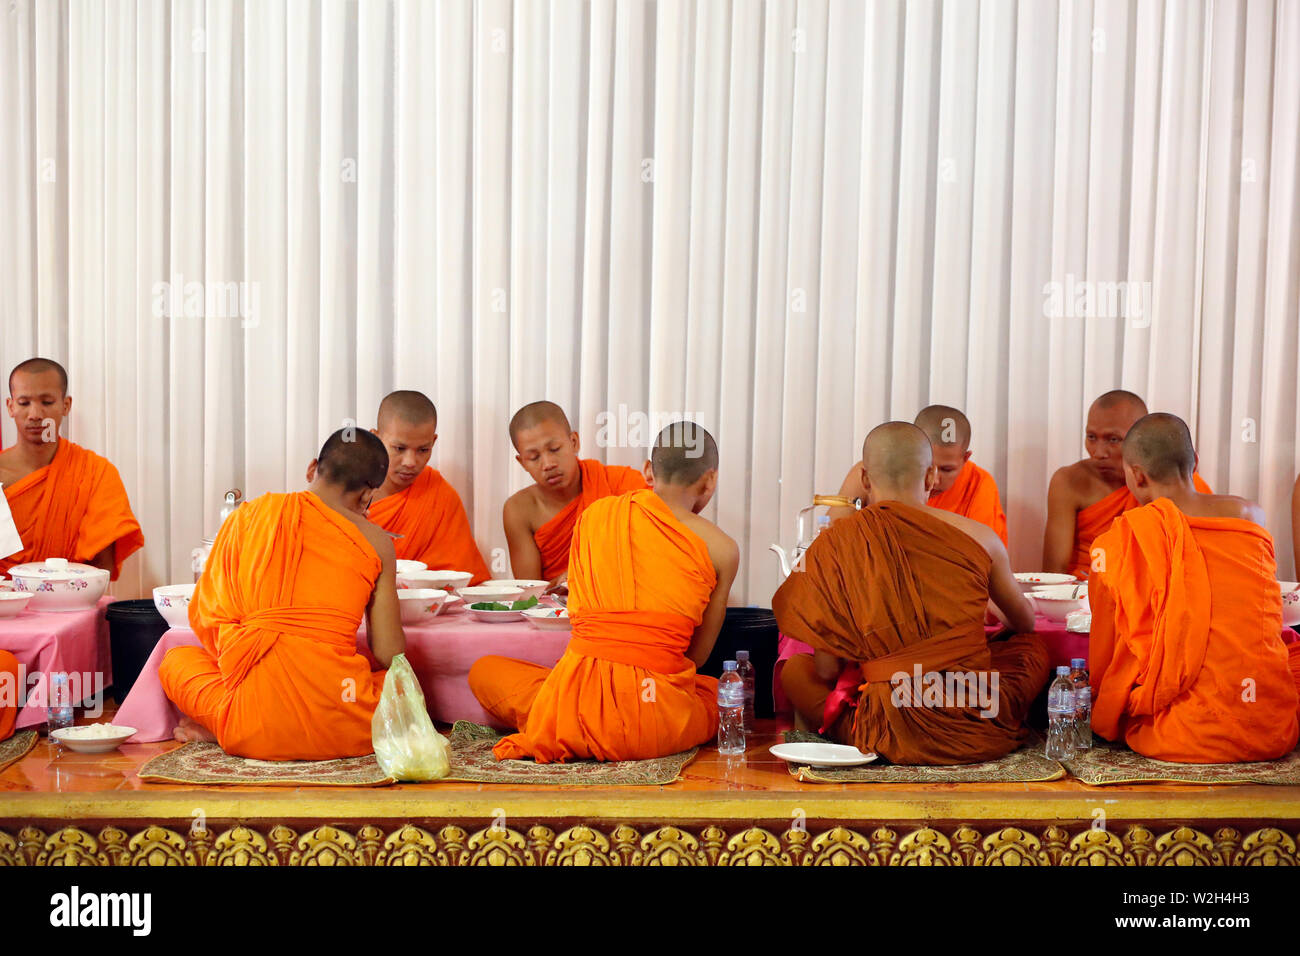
[502,401,646,583]
[1044,390,1210,579]
[159,430,405,760]
[366,390,490,584]
[1089,413,1300,762]
[471,422,739,762]
[0,650,19,741]
[915,404,1007,546]
[775,423,1048,764]
[0,358,143,579]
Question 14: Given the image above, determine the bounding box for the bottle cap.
[1056,665,1070,676]
[1071,658,1087,669]
[723,660,738,671]
[736,650,750,662]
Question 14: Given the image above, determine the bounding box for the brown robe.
[773,501,1049,764]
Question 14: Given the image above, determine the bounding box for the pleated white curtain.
[1,0,1298,605]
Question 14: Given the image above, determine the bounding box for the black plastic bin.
[698,606,779,719]
[105,599,169,704]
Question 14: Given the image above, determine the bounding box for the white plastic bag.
[371,653,451,781]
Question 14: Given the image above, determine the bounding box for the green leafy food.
[470,602,510,611]
[511,596,540,611]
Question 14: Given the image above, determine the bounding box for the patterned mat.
[442,721,699,786]
[780,730,1065,784]
[1064,739,1300,786]
[0,729,39,774]
[137,744,395,787]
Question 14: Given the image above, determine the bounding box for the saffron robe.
[533,458,647,580]
[368,467,490,584]
[1069,473,1211,579]
[928,459,1008,547]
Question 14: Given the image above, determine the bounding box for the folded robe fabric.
[478,489,717,762]
[367,467,490,584]
[0,439,144,580]
[533,458,647,580]
[159,491,385,760]
[1089,498,1300,763]
[1069,473,1211,579]
[773,501,1048,765]
[927,459,1008,547]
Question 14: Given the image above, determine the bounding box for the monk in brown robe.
[775,423,1048,765]
[502,401,646,584]
[1044,390,1210,579]
[1090,414,1300,762]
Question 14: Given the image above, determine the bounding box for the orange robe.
[1,439,144,580]
[1089,498,1300,762]
[1069,473,1211,579]
[534,458,647,580]
[158,491,385,760]
[367,467,490,584]
[773,501,1049,765]
[471,488,717,762]
[0,650,19,741]
[928,460,1008,547]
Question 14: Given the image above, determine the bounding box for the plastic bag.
[371,653,451,781]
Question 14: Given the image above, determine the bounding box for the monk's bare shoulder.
[928,507,1003,560]
[1184,493,1265,526]
[342,511,396,563]
[679,512,740,577]
[1049,460,1102,509]
[503,485,544,534]
[0,447,22,486]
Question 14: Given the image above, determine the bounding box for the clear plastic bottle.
[735,650,756,733]
[1069,657,1092,751]
[716,661,746,755]
[1045,665,1076,760]
[47,672,74,734]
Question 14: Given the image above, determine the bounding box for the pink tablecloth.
[115,612,571,743]
[0,596,114,729]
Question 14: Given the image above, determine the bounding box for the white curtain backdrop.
[1,0,1298,604]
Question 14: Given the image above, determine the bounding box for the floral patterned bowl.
[153,583,197,629]
[8,559,110,612]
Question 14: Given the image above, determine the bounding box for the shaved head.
[1091,389,1147,420]
[651,421,718,486]
[9,358,68,395]
[1123,413,1196,483]
[863,422,933,488]
[509,401,572,448]
[315,429,389,493]
[377,390,437,430]
[914,404,971,450]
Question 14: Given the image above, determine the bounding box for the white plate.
[468,607,527,624]
[1014,572,1078,593]
[768,742,878,768]
[50,725,137,753]
[395,559,428,575]
[522,606,571,630]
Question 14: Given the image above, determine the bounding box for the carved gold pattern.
[3,822,1300,865]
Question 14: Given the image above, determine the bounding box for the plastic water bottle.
[735,650,756,733]
[1069,657,1092,751]
[716,661,746,755]
[1045,666,1076,760]
[46,672,74,734]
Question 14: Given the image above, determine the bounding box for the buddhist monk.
[1089,413,1300,762]
[774,423,1048,765]
[502,401,646,583]
[1044,390,1210,579]
[159,429,405,760]
[367,390,491,584]
[0,650,19,741]
[914,404,1007,546]
[0,358,143,578]
[470,422,739,762]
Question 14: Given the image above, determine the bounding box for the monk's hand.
[546,573,568,594]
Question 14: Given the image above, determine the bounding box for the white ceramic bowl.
[467,607,527,624]
[459,584,527,605]
[395,559,428,576]
[1030,585,1090,623]
[50,724,137,753]
[153,583,197,629]
[522,606,571,631]
[437,594,465,615]
[487,579,549,601]
[0,591,33,618]
[1014,572,1079,594]
[8,559,110,612]
[398,569,474,593]
[1280,581,1300,628]
[396,588,448,625]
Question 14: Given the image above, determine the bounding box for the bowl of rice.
[50,723,137,753]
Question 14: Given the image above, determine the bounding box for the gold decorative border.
[1,822,1298,865]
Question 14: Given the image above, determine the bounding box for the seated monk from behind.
[0,358,143,578]
[367,390,491,584]
[775,423,1047,765]
[471,422,739,762]
[159,430,405,760]
[502,400,646,584]
[1044,389,1210,579]
[1089,413,1300,763]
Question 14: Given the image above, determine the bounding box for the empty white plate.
[768,742,878,768]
